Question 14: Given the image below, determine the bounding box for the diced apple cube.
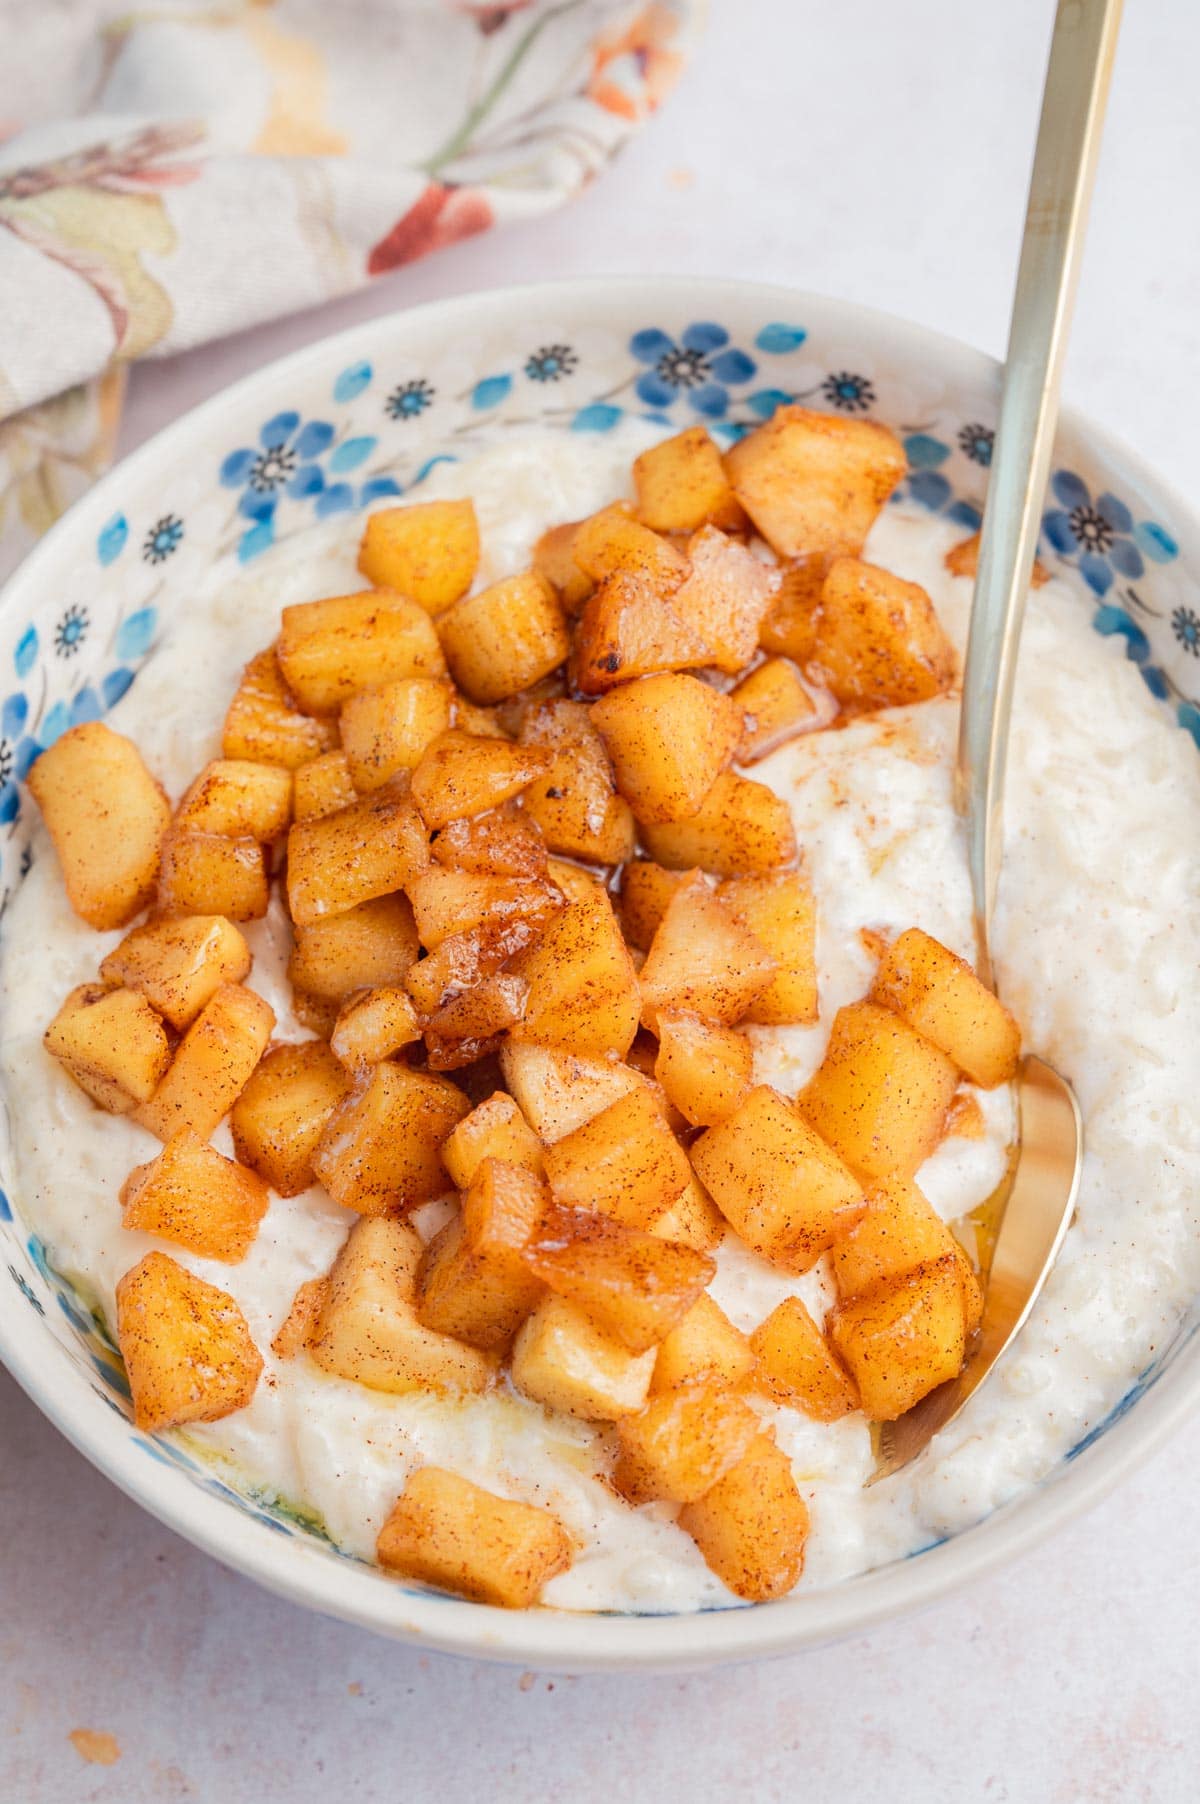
[668,527,781,674]
[330,987,421,1070]
[523,1205,714,1352]
[406,869,563,951]
[175,759,292,841]
[116,1250,263,1433]
[649,1173,728,1254]
[431,804,548,878]
[313,1061,469,1214]
[655,1012,753,1127]
[678,1434,809,1602]
[591,672,743,824]
[498,1041,656,1143]
[286,781,430,925]
[651,1293,756,1394]
[869,926,1020,1087]
[828,1254,968,1420]
[120,1128,269,1262]
[573,571,710,695]
[417,1158,547,1350]
[287,893,420,1003]
[533,519,594,614]
[750,1296,859,1422]
[724,404,906,559]
[357,500,479,614]
[830,1176,983,1334]
[691,1085,865,1272]
[410,730,550,831]
[402,918,541,1018]
[632,426,747,535]
[293,750,357,821]
[340,678,454,792]
[796,1000,958,1181]
[44,984,171,1114]
[222,647,337,769]
[510,1294,655,1421]
[719,872,818,1025]
[732,657,820,761]
[133,983,275,1143]
[277,589,446,714]
[757,554,827,662]
[100,915,251,1032]
[508,890,641,1060]
[157,828,270,923]
[639,770,797,876]
[230,1039,350,1196]
[310,1216,495,1394]
[422,971,530,1070]
[808,558,956,708]
[544,1087,690,1229]
[271,1276,328,1359]
[442,1092,545,1190]
[617,859,683,952]
[28,723,170,930]
[614,1384,762,1504]
[639,870,776,1030]
[571,506,690,589]
[438,571,569,704]
[376,1467,573,1608]
[518,699,635,865]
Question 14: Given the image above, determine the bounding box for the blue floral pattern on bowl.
[0,287,1197,1613]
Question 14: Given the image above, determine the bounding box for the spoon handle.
[958,0,1123,970]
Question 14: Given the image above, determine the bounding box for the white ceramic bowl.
[2,278,1198,1671]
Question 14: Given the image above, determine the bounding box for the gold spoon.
[873,0,1122,1479]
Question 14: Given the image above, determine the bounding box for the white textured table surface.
[4,2,1199,1799]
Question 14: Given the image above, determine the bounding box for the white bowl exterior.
[1,277,1197,1670]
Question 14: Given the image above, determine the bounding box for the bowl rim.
[2,272,1197,1671]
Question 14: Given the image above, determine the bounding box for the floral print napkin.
[0,0,698,581]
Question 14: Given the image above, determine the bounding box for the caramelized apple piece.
[357,499,479,614]
[133,984,274,1143]
[807,557,956,708]
[544,1088,690,1229]
[277,589,446,713]
[230,1039,349,1196]
[724,404,905,559]
[330,986,422,1070]
[417,1158,547,1350]
[617,858,683,952]
[654,1011,753,1127]
[340,678,454,792]
[28,723,170,930]
[376,1467,572,1608]
[311,1216,495,1395]
[293,750,357,821]
[519,698,635,865]
[632,426,746,535]
[651,1294,756,1394]
[668,526,781,674]
[313,1061,469,1214]
[271,1276,328,1359]
[679,1434,809,1602]
[828,1255,968,1420]
[533,519,594,614]
[869,926,1020,1087]
[719,872,818,1025]
[100,915,251,1033]
[639,770,797,876]
[571,506,690,589]
[523,1205,714,1352]
[157,828,269,923]
[591,672,743,824]
[508,889,641,1060]
[441,1091,545,1190]
[120,1128,269,1262]
[287,893,419,1004]
[174,759,292,841]
[796,1000,958,1181]
[116,1251,262,1434]
[831,1176,983,1334]
[691,1085,866,1273]
[613,1384,761,1504]
[45,984,171,1115]
[430,803,548,878]
[285,782,429,925]
[639,870,776,1028]
[223,647,337,769]
[750,1296,859,1422]
[732,657,821,761]
[574,571,710,695]
[498,1040,661,1143]
[510,1294,655,1421]
[438,570,569,704]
